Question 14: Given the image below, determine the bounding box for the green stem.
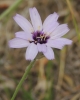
[66,0,80,40]
[72,16,80,38]
[11,59,36,100]
[0,0,23,21]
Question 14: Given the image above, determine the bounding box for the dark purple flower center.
[30,31,49,44]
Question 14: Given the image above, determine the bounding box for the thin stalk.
[66,0,80,40]
[57,47,67,89]
[11,59,36,100]
[0,0,23,21]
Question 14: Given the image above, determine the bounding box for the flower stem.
[0,0,23,21]
[11,59,36,100]
[66,0,80,40]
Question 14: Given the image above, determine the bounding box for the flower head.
[9,7,72,60]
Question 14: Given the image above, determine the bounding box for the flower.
[9,7,72,60]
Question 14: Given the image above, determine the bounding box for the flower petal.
[50,24,69,39]
[43,47,54,60]
[25,43,38,60]
[15,31,33,40]
[43,46,54,60]
[37,43,47,52]
[13,14,33,33]
[43,12,59,29]
[29,7,42,31]
[46,38,72,49]
[8,38,29,48]
[43,22,59,35]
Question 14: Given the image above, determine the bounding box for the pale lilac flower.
[9,7,72,60]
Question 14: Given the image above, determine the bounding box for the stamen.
[44,37,46,41]
[37,37,41,39]
[32,31,50,44]
[34,41,37,44]
[41,38,43,41]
